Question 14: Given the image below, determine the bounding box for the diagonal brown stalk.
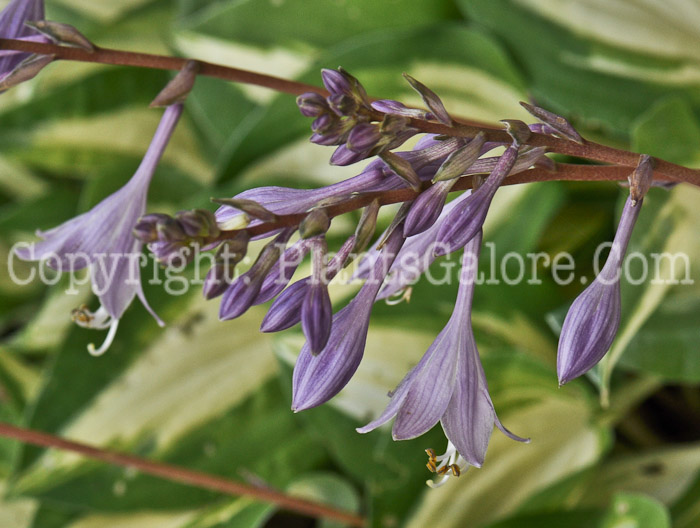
[0,422,365,527]
[1,38,700,186]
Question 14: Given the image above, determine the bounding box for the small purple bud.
[156,216,187,242]
[321,68,352,96]
[297,92,329,117]
[176,209,218,238]
[327,93,358,116]
[311,114,334,134]
[346,123,381,153]
[260,278,309,332]
[203,260,233,300]
[255,239,311,304]
[302,282,332,355]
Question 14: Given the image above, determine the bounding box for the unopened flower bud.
[211,198,277,222]
[402,73,452,125]
[328,93,358,116]
[380,151,422,192]
[176,208,219,238]
[500,119,531,146]
[520,101,584,144]
[299,209,331,239]
[0,53,54,92]
[346,123,381,153]
[628,154,655,205]
[296,92,329,117]
[133,213,171,242]
[156,216,187,242]
[150,60,199,107]
[25,20,94,51]
[432,132,486,183]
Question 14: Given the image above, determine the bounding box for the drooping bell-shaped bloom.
[557,195,642,385]
[291,227,405,412]
[15,104,184,354]
[358,231,527,485]
[0,0,50,86]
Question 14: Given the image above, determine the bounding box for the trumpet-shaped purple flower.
[291,228,405,412]
[358,231,527,485]
[15,104,183,354]
[557,195,642,384]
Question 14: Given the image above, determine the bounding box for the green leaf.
[600,492,671,528]
[632,96,700,167]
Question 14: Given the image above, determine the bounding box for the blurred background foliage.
[0,0,699,526]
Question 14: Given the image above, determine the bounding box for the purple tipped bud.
[629,154,655,205]
[297,92,329,117]
[520,101,584,144]
[203,260,234,300]
[327,93,358,116]
[346,123,381,153]
[26,20,94,52]
[321,68,352,97]
[402,73,452,125]
[557,197,642,384]
[261,278,309,332]
[150,60,199,107]
[404,180,455,237]
[219,230,291,321]
[302,282,332,355]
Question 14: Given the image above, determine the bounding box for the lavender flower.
[14,104,184,355]
[358,231,527,486]
[301,238,332,354]
[291,227,405,411]
[557,195,642,385]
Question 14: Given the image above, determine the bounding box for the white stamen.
[72,305,113,330]
[384,287,412,306]
[87,318,119,356]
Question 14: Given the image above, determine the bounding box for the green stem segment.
[0,422,366,527]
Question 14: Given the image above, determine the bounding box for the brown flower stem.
[214,163,652,241]
[2,38,699,185]
[0,422,365,527]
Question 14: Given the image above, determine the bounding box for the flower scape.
[4,0,693,503]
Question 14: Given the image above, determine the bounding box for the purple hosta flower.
[0,0,51,88]
[260,235,356,333]
[357,231,528,486]
[301,238,332,354]
[218,229,293,321]
[291,227,406,411]
[557,195,644,385]
[434,141,520,257]
[15,104,184,354]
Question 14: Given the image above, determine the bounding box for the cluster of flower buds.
[133,209,220,267]
[297,68,418,168]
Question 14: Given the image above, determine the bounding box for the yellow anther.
[425,448,436,459]
[450,464,461,477]
[426,460,437,473]
[437,465,450,476]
